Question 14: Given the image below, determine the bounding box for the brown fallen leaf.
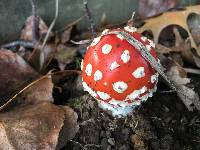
[159,55,200,111]
[0,102,78,150]
[56,105,79,149]
[166,65,190,85]
[20,16,53,41]
[138,5,200,56]
[187,12,200,46]
[20,15,56,71]
[154,26,200,68]
[0,49,38,105]
[55,45,78,70]
[28,43,56,71]
[171,27,200,68]
[0,73,79,149]
[156,43,174,54]
[60,26,73,44]
[177,86,200,111]
[138,0,178,18]
[17,75,54,105]
[191,49,200,68]
[62,74,85,99]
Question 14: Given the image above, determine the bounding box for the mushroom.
[81,26,159,117]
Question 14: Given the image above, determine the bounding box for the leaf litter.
[0,1,200,150]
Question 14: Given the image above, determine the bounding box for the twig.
[84,144,101,149]
[83,0,96,38]
[41,0,59,49]
[184,68,200,75]
[71,39,92,45]
[69,140,86,150]
[1,40,34,49]
[40,0,59,71]
[158,90,176,94]
[30,0,39,42]
[49,69,81,75]
[69,140,101,150]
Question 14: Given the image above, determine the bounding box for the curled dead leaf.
[60,26,73,44]
[172,27,200,68]
[0,49,38,105]
[166,65,190,85]
[138,6,200,56]
[18,75,54,105]
[0,102,79,150]
[21,16,54,41]
[177,85,200,111]
[28,43,56,71]
[55,45,78,70]
[159,55,200,111]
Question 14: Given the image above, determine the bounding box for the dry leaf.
[60,26,73,44]
[18,75,54,105]
[56,105,79,149]
[55,45,78,70]
[187,12,200,46]
[63,75,85,99]
[28,43,56,71]
[171,27,200,68]
[166,65,190,85]
[177,86,200,111]
[160,55,200,111]
[20,16,53,41]
[0,102,79,150]
[0,49,38,105]
[20,16,56,71]
[156,44,174,54]
[0,73,79,149]
[138,5,200,56]
[138,0,178,18]
[191,49,200,68]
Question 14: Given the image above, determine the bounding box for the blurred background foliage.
[0,0,199,43]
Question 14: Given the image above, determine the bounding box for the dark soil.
[62,75,200,150]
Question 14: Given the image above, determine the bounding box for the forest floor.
[63,75,200,150]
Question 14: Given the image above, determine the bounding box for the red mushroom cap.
[81,26,159,116]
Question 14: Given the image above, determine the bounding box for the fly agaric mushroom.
[81,26,159,117]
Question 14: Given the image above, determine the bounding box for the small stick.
[83,0,96,38]
[69,140,101,150]
[1,40,34,49]
[40,0,59,71]
[184,68,200,75]
[158,90,176,94]
[41,0,59,49]
[71,39,92,45]
[30,0,39,42]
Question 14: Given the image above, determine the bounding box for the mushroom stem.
[97,101,136,118]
